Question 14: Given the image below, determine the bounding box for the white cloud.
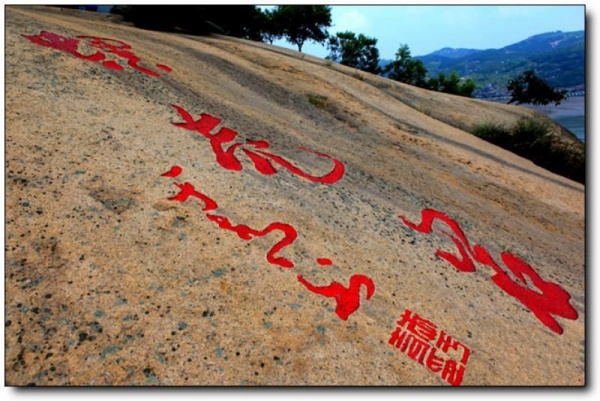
[333,10,371,34]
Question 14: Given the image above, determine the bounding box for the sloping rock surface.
[5,6,585,386]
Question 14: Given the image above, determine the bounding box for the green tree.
[260,8,282,44]
[274,5,332,52]
[326,31,381,74]
[507,70,567,106]
[219,5,266,41]
[111,5,265,39]
[427,71,476,98]
[444,71,461,94]
[383,44,428,88]
[457,79,476,97]
[426,73,444,92]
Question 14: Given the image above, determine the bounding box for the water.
[553,115,585,142]
[518,96,585,142]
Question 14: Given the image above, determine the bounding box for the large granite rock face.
[5,6,585,386]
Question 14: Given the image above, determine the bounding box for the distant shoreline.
[518,96,585,119]
[519,96,585,141]
[488,96,585,141]
[488,95,585,119]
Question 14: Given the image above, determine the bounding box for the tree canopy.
[111,5,332,49]
[260,8,282,44]
[326,31,381,74]
[383,44,428,88]
[111,5,265,39]
[382,44,476,97]
[428,72,477,97]
[507,70,567,106]
[273,5,332,52]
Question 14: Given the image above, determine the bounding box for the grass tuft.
[472,118,584,184]
[307,94,328,109]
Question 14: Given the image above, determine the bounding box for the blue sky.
[267,5,585,60]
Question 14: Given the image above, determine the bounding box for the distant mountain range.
[426,47,481,59]
[381,30,585,98]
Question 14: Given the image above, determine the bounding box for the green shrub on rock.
[472,118,584,184]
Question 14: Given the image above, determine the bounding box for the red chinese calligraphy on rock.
[77,36,170,77]
[398,208,578,335]
[297,274,375,320]
[161,165,183,178]
[206,214,297,268]
[168,182,218,211]
[170,105,345,184]
[400,209,475,272]
[22,31,172,78]
[162,166,297,268]
[22,31,104,61]
[161,165,376,320]
[474,246,578,336]
[389,309,470,386]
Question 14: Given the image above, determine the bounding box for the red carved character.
[22,31,104,61]
[472,246,578,335]
[398,208,578,335]
[396,308,439,342]
[162,167,298,268]
[390,309,439,365]
[435,330,470,365]
[425,347,444,373]
[399,209,475,272]
[389,327,432,365]
[22,31,171,78]
[170,105,345,184]
[168,182,218,212]
[297,274,375,320]
[77,36,171,77]
[161,165,183,178]
[205,214,297,268]
[389,309,470,386]
[441,359,466,387]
